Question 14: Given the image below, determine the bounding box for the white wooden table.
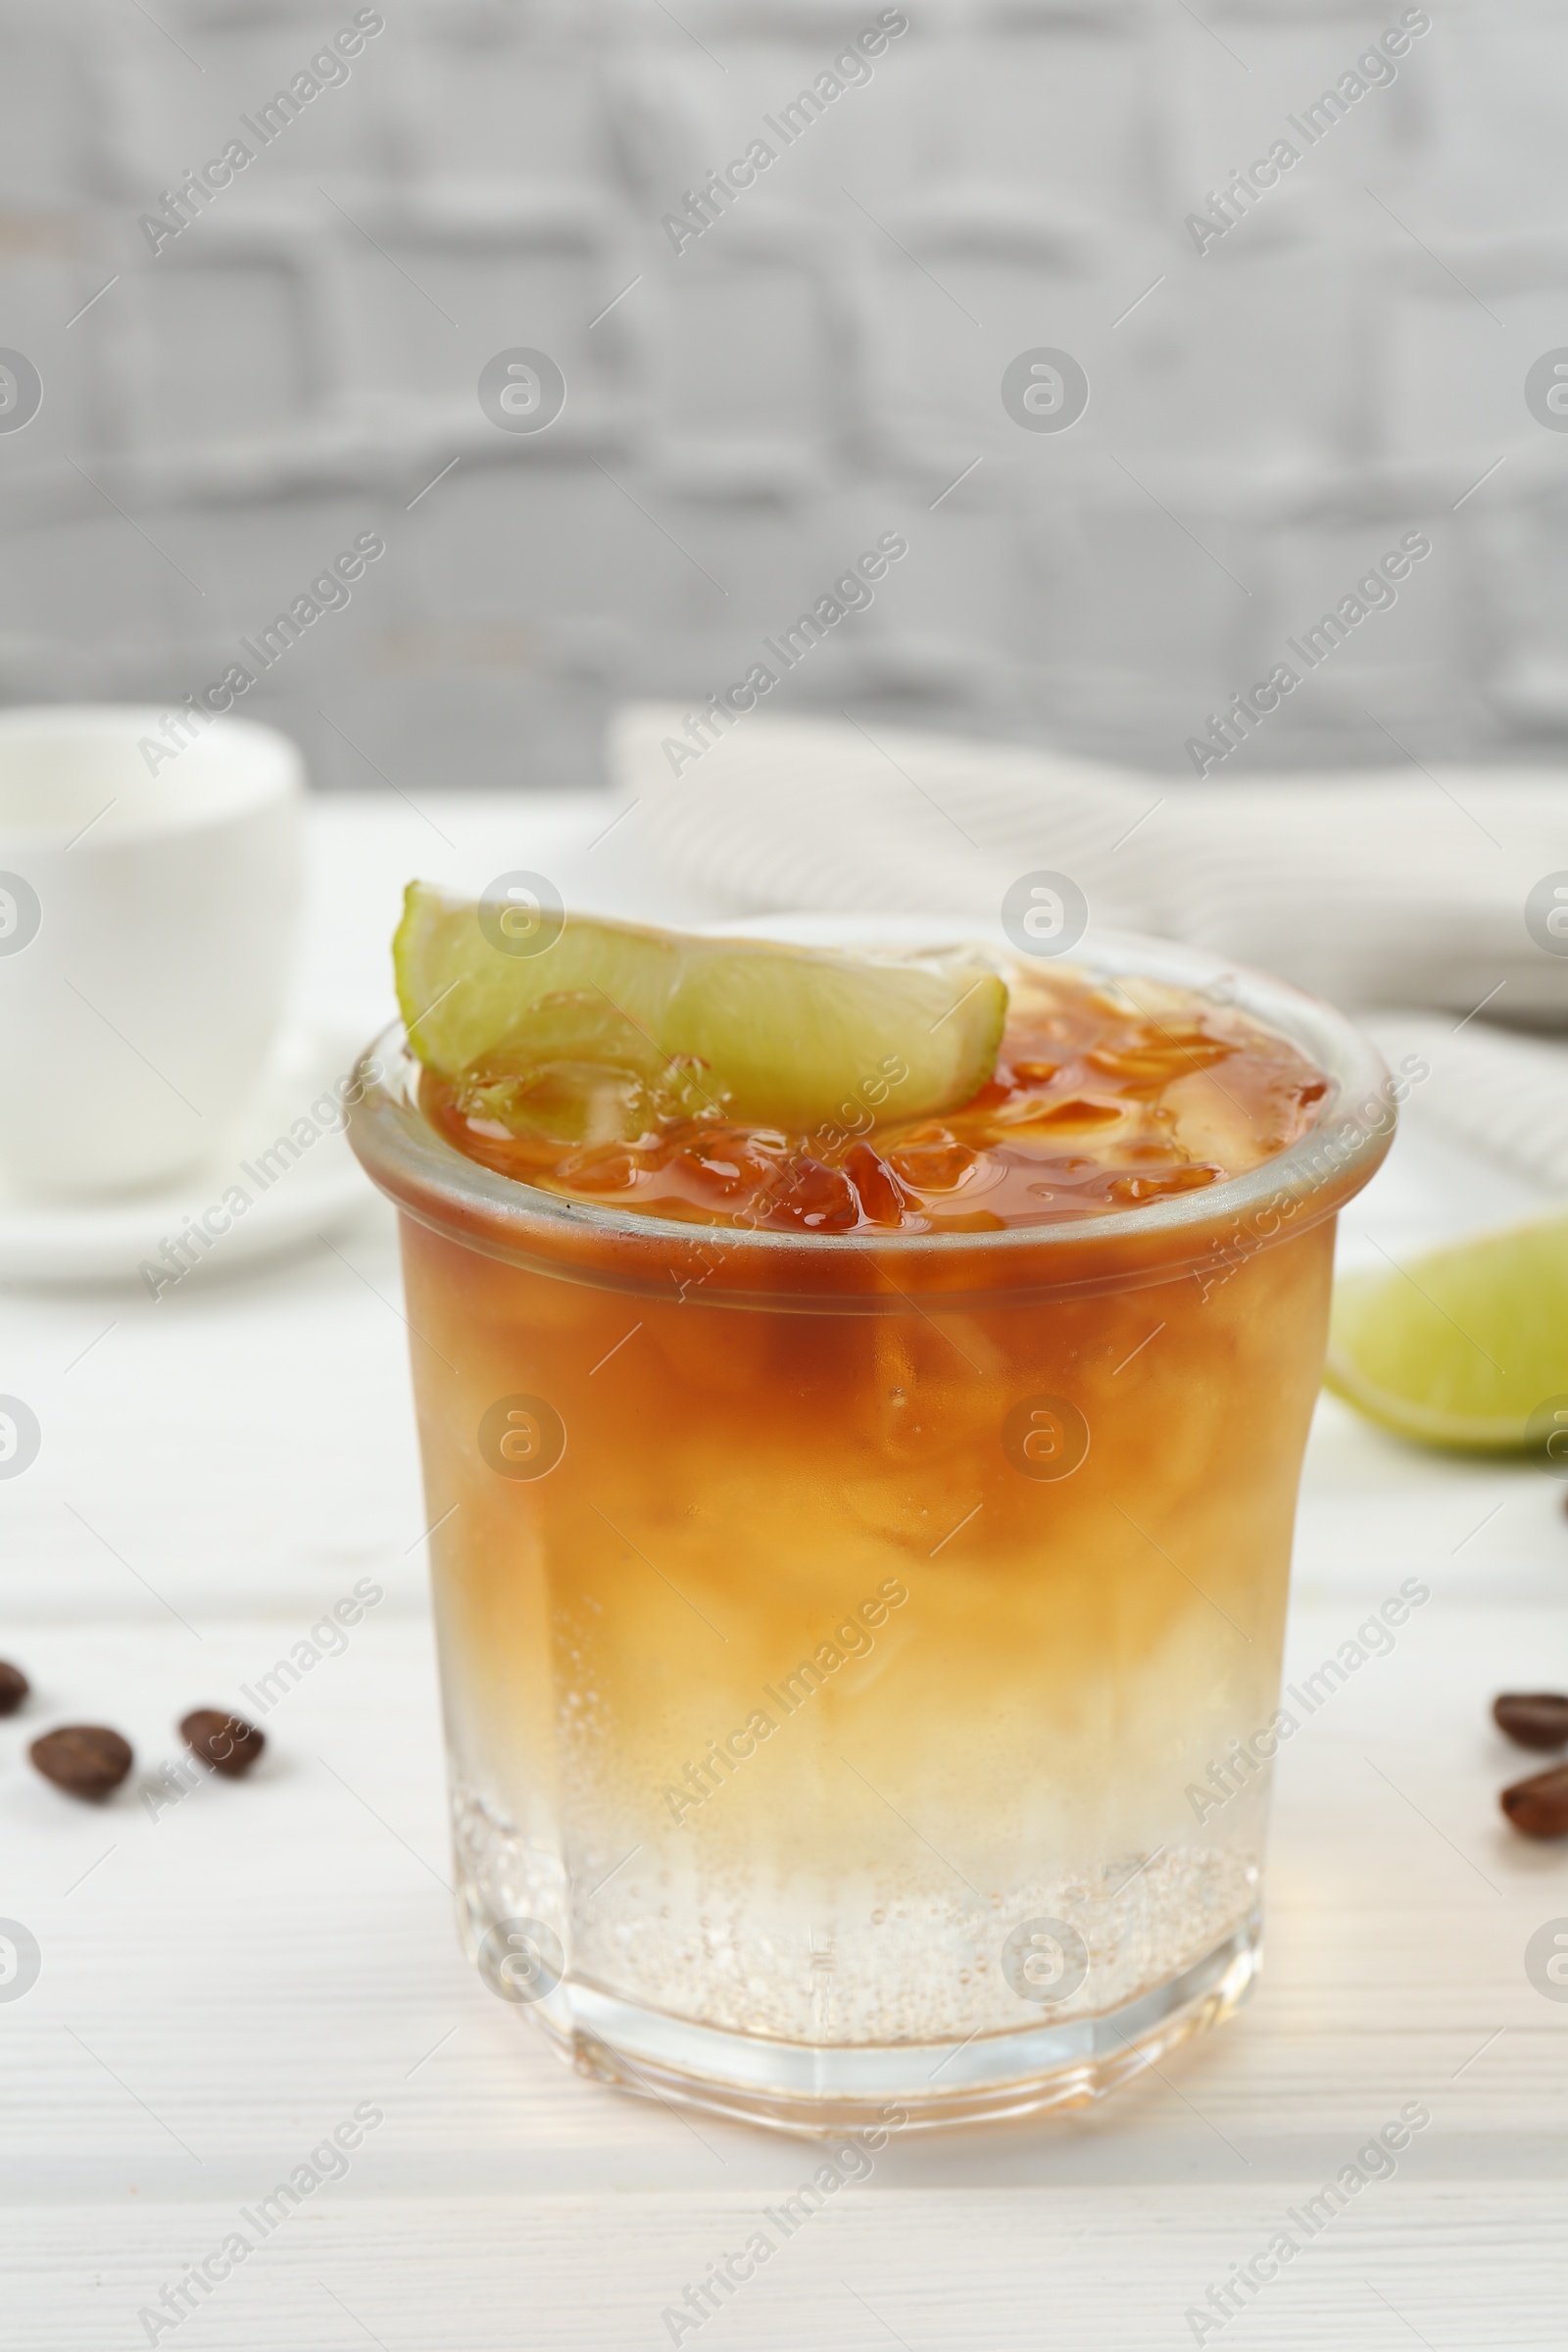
[5,794,1566,2351]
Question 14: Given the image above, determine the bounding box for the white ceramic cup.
[0,707,303,1199]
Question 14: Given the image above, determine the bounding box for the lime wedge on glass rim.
[1325,1209,1568,1451]
[392,882,1008,1135]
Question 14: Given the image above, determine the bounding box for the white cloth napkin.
[1357,1014,1568,1193]
[612,704,1568,1188]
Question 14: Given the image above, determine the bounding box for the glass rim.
[346,922,1395,1277]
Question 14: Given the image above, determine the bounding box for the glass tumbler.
[349,926,1391,2132]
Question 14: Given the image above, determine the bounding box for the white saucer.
[0,1017,378,1286]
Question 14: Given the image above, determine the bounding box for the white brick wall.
[1,0,1564,789]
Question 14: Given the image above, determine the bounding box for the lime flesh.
[1326,1209,1568,1450]
[392,884,1008,1135]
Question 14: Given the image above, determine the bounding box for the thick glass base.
[509,1915,1260,2136]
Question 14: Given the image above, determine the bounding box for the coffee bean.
[1501,1763,1568,1838]
[1494,1692,1568,1751]
[28,1725,132,1801]
[180,1709,265,1778]
[0,1659,28,1716]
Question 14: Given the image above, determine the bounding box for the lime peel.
[392,884,1008,1136]
[1326,1207,1568,1451]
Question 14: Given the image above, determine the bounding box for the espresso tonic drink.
[351,900,1392,2130]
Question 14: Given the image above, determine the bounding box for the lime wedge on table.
[1326,1210,1568,1450]
[393,884,1007,1133]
